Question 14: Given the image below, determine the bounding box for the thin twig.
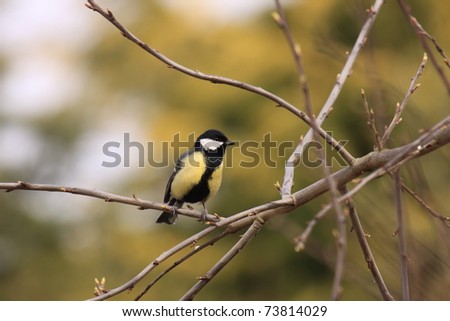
[381,53,428,146]
[410,17,450,69]
[84,0,353,166]
[401,182,450,228]
[361,88,383,151]
[294,205,327,252]
[318,0,385,127]
[180,218,265,300]
[393,170,410,300]
[134,230,229,300]
[340,186,395,300]
[281,0,385,196]
[397,0,450,95]
[273,0,313,114]
[330,204,347,300]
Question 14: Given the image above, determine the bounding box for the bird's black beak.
[226,141,236,146]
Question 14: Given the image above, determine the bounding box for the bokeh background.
[0,0,449,300]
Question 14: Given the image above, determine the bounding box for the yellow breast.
[171,151,204,200]
[170,151,223,203]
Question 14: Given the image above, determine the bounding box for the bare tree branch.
[330,204,347,300]
[340,185,395,301]
[381,53,428,146]
[393,170,410,300]
[273,0,313,114]
[397,0,450,95]
[280,0,385,197]
[134,230,230,301]
[401,182,450,228]
[409,17,450,69]
[180,218,264,300]
[361,88,383,151]
[0,181,216,222]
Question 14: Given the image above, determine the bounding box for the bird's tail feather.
[156,199,182,224]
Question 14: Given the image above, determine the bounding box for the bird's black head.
[195,129,235,167]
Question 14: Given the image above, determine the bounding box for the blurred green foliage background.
[0,0,449,300]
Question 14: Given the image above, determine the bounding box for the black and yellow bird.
[156,129,235,224]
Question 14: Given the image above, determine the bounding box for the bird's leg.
[171,204,178,216]
[169,201,183,224]
[200,203,208,222]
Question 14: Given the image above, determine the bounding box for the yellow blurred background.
[0,0,449,300]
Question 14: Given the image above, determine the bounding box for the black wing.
[163,149,192,203]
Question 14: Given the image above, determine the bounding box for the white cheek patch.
[200,138,224,151]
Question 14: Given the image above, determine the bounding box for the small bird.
[156,129,235,224]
